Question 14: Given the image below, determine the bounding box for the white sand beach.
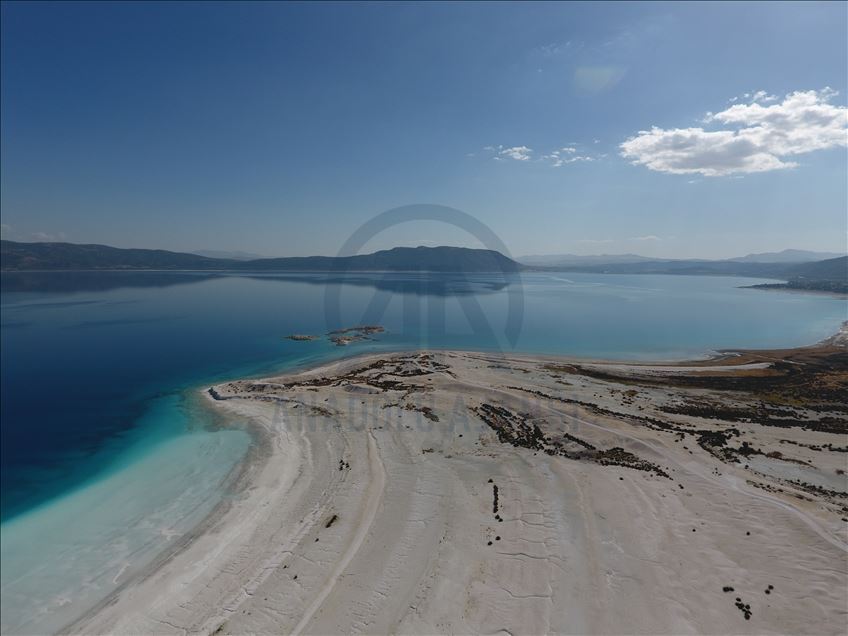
[69,342,848,635]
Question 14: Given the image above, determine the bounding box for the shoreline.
[67,324,848,635]
[47,392,271,632]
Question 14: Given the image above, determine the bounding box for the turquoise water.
[1,394,250,635]
[1,270,845,633]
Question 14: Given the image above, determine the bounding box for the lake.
[1,270,845,633]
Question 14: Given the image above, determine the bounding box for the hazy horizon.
[1,236,846,264]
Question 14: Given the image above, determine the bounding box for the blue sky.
[1,1,846,259]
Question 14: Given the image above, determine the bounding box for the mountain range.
[528,256,847,279]
[728,249,846,263]
[517,248,844,268]
[1,241,845,292]
[0,241,521,273]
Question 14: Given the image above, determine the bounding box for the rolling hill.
[741,256,848,293]
[729,249,845,263]
[0,241,522,273]
[788,255,848,281]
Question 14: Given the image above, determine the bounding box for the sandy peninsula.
[69,330,848,635]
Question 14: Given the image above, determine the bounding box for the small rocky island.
[328,325,385,346]
[285,325,385,346]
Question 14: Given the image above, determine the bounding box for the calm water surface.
[1,270,845,633]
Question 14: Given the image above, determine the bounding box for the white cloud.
[541,146,596,167]
[480,143,600,167]
[751,90,778,103]
[620,88,848,176]
[630,235,661,241]
[499,145,532,161]
[729,90,778,105]
[552,155,594,167]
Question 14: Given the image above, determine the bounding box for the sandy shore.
[69,336,848,635]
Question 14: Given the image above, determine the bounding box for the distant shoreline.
[740,281,848,297]
[3,240,845,284]
[5,269,844,296]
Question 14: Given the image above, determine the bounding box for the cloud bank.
[620,88,848,176]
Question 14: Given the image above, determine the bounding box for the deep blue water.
[1,270,846,633]
[2,270,846,523]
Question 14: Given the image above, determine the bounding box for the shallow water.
[1,270,845,633]
[0,394,250,634]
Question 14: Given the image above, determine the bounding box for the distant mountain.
[519,249,846,268]
[243,246,520,272]
[788,255,848,281]
[744,256,848,294]
[531,259,804,278]
[191,249,268,260]
[3,240,841,285]
[524,258,784,277]
[730,249,845,263]
[519,251,847,281]
[517,253,656,267]
[1,241,226,271]
[0,241,521,273]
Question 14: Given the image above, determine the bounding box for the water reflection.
[237,271,517,296]
[1,270,519,296]
[1,271,218,293]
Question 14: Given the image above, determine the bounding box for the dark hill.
[0,241,226,270]
[0,241,521,273]
[743,256,848,294]
[244,246,520,272]
[787,256,848,282]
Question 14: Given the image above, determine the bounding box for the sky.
[1,1,846,259]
